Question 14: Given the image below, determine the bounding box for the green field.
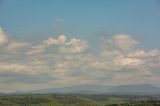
[0,94,160,106]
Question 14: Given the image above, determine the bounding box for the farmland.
[0,94,160,106]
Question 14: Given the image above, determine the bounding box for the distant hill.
[7,84,160,95]
[25,84,111,94]
[0,93,6,95]
[110,84,160,95]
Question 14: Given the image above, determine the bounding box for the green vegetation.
[0,94,160,106]
[0,94,101,106]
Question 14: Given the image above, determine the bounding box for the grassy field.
[0,94,160,106]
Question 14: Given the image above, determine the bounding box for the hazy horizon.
[0,0,160,92]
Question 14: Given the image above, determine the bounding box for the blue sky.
[1,0,160,46]
[0,0,160,92]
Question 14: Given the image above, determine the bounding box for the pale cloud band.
[0,27,160,92]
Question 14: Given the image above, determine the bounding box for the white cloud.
[114,55,145,66]
[127,50,146,58]
[0,59,51,75]
[113,34,138,50]
[0,63,31,73]
[45,37,58,45]
[147,49,160,57]
[26,44,47,55]
[59,38,87,54]
[44,34,66,45]
[0,28,160,91]
[58,34,66,44]
[127,49,160,58]
[7,41,29,50]
[0,28,8,45]
[27,35,87,55]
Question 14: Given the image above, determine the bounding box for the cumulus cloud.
[0,27,30,55]
[0,27,8,45]
[100,36,160,73]
[59,38,88,54]
[7,41,29,50]
[44,34,66,45]
[113,34,138,50]
[0,28,160,91]
[27,35,87,55]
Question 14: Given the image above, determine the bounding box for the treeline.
[105,100,160,106]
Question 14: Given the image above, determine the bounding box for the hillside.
[1,94,160,106]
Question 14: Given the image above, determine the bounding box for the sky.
[0,0,160,92]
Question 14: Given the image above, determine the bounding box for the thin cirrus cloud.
[0,27,160,92]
